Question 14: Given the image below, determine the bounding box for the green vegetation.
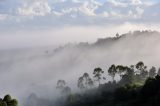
[0,95,18,106]
[55,61,160,106]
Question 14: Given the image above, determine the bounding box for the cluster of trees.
[57,61,160,92]
[0,95,18,106]
[56,80,72,96]
[55,61,160,106]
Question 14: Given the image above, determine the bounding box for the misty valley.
[1,0,160,105]
[1,31,160,106]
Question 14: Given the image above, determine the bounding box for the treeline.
[0,95,18,106]
[55,61,160,106]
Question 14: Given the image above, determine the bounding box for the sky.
[0,0,160,49]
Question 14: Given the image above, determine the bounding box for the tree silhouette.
[136,61,145,71]
[121,66,135,85]
[116,65,126,78]
[83,73,90,88]
[88,78,94,88]
[0,95,18,106]
[11,99,18,106]
[78,77,85,90]
[136,61,148,80]
[93,67,104,86]
[116,33,120,38]
[108,65,117,81]
[149,66,156,78]
[82,73,94,89]
[56,80,66,90]
[3,95,12,103]
[157,68,160,76]
[62,86,71,95]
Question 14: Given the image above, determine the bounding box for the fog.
[0,29,160,105]
[0,23,160,50]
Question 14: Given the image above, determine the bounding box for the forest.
[1,61,160,106]
[0,95,18,106]
[54,61,160,106]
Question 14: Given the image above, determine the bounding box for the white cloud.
[108,0,127,7]
[0,14,7,21]
[0,0,159,29]
[18,1,51,16]
[136,7,144,17]
[101,11,109,17]
[130,0,142,5]
[78,2,96,16]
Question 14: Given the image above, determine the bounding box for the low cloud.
[0,23,160,50]
[0,30,160,106]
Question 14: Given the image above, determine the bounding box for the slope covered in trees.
[54,61,160,106]
[1,30,160,105]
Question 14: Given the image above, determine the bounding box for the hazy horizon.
[0,0,160,106]
[0,0,160,50]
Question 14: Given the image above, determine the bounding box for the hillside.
[0,30,160,105]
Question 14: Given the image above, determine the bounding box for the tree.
[93,67,104,86]
[82,73,94,89]
[56,80,66,90]
[116,33,120,38]
[11,99,18,106]
[88,78,94,88]
[108,65,117,81]
[116,65,126,78]
[3,95,12,103]
[136,61,148,80]
[136,61,147,73]
[149,66,156,78]
[83,73,90,88]
[124,67,135,84]
[157,68,160,76]
[1,95,18,106]
[62,86,71,95]
[0,101,7,106]
[77,77,85,90]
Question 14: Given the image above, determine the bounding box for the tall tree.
[82,73,94,88]
[83,73,90,88]
[116,65,126,78]
[93,67,104,86]
[11,99,18,106]
[62,86,71,95]
[149,66,157,78]
[88,78,94,88]
[108,65,117,81]
[136,61,148,80]
[157,68,160,76]
[77,77,85,90]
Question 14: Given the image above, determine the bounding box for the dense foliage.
[0,95,18,106]
[55,61,160,106]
